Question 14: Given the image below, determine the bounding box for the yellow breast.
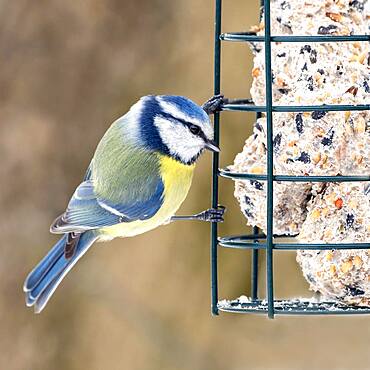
[100,155,195,239]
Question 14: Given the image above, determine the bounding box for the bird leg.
[202,94,228,115]
[170,206,225,223]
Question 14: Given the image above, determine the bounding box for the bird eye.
[189,124,201,135]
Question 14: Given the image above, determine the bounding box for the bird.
[24,94,225,313]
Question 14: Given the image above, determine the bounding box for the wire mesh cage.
[210,0,370,318]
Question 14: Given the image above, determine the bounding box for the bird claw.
[195,205,226,223]
[202,94,228,115]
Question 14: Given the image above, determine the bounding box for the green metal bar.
[251,226,259,300]
[219,170,370,182]
[274,243,370,250]
[263,0,274,319]
[210,0,222,316]
[218,235,370,250]
[220,33,370,43]
[250,0,264,305]
[219,242,370,251]
[222,103,370,112]
[218,299,370,315]
[273,175,369,182]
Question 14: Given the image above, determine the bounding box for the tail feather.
[24,231,97,313]
[23,235,67,292]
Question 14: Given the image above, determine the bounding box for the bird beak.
[204,139,220,153]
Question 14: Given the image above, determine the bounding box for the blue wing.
[50,178,164,233]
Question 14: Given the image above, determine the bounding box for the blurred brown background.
[1,1,370,369]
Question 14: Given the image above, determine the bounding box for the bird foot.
[170,206,226,223]
[192,205,226,223]
[202,94,228,115]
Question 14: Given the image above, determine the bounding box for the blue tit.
[24,95,220,313]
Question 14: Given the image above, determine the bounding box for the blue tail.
[24,231,97,313]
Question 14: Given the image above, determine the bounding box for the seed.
[336,64,344,75]
[318,25,338,35]
[307,76,314,91]
[310,49,317,64]
[255,121,263,132]
[252,67,261,78]
[346,214,355,228]
[311,209,321,220]
[330,265,336,275]
[345,86,358,96]
[354,117,366,134]
[358,53,366,64]
[321,130,335,146]
[326,251,334,261]
[316,127,325,137]
[363,81,370,93]
[250,180,263,190]
[348,286,365,296]
[321,129,334,146]
[244,196,253,206]
[295,113,304,134]
[335,198,343,209]
[278,88,290,94]
[296,152,311,164]
[312,110,327,120]
[243,209,253,218]
[300,45,312,54]
[312,153,321,164]
[325,12,343,22]
[349,0,365,11]
[353,256,363,268]
[250,166,264,174]
[276,77,286,87]
[273,133,282,151]
[341,260,353,274]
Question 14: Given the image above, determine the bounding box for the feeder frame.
[210,0,370,318]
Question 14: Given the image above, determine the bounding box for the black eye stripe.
[158,112,205,137]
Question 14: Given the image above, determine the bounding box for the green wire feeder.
[210,0,370,319]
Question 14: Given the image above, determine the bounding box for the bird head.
[129,95,219,165]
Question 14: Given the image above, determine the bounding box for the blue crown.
[159,95,208,122]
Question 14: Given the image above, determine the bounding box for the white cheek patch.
[154,116,204,163]
[201,120,214,141]
[158,99,214,142]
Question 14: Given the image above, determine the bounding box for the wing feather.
[50,177,164,234]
